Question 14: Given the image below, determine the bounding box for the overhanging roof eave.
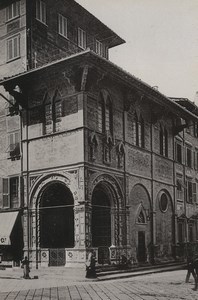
[1,50,198,122]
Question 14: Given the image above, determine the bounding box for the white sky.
[76,0,198,102]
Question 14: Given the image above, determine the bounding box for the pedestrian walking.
[86,250,97,278]
[192,256,198,291]
[21,256,31,279]
[185,256,196,283]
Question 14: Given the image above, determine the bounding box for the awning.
[0,211,19,245]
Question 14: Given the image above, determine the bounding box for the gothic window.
[134,113,145,148]
[137,210,146,223]
[160,125,164,155]
[43,91,62,134]
[44,100,53,134]
[98,92,113,135]
[164,128,168,157]
[98,98,103,133]
[159,125,168,157]
[53,98,62,132]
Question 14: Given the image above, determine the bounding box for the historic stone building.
[0,0,198,268]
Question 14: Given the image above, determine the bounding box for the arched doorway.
[92,183,115,264]
[40,182,74,248]
[129,184,151,264]
[39,182,74,266]
[92,185,111,247]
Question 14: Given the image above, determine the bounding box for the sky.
[76,0,198,103]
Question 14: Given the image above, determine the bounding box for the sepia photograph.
[0,0,198,299]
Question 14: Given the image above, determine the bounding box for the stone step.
[96,261,186,280]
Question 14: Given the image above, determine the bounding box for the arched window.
[164,128,168,157]
[140,115,145,148]
[105,96,112,133]
[44,93,53,135]
[98,92,113,134]
[134,113,145,148]
[137,210,146,223]
[159,125,168,157]
[159,125,164,155]
[43,91,62,134]
[135,113,139,146]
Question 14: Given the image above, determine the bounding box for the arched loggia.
[39,182,74,248]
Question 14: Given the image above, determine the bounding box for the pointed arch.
[159,123,168,157]
[52,89,62,132]
[43,89,63,134]
[133,112,145,148]
[97,90,113,135]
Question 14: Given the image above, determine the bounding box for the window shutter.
[3,178,9,207]
[193,183,197,203]
[194,151,196,169]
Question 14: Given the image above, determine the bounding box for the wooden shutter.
[193,183,197,203]
[3,178,9,207]
[194,151,196,169]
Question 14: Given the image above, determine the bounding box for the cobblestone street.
[0,269,197,299]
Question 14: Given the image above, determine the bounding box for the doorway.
[137,231,146,263]
[92,186,111,247]
[39,182,74,251]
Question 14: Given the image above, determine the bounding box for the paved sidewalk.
[0,267,92,292]
[0,270,198,300]
[0,263,186,293]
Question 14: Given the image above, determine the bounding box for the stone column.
[74,204,86,249]
[151,210,156,263]
[23,209,28,257]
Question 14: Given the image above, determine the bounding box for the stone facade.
[0,0,198,268]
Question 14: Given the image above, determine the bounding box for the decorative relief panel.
[154,156,173,183]
[127,148,151,177]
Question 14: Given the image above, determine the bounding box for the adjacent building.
[0,0,198,268]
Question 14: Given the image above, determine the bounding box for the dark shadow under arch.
[39,182,74,248]
[92,183,112,247]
